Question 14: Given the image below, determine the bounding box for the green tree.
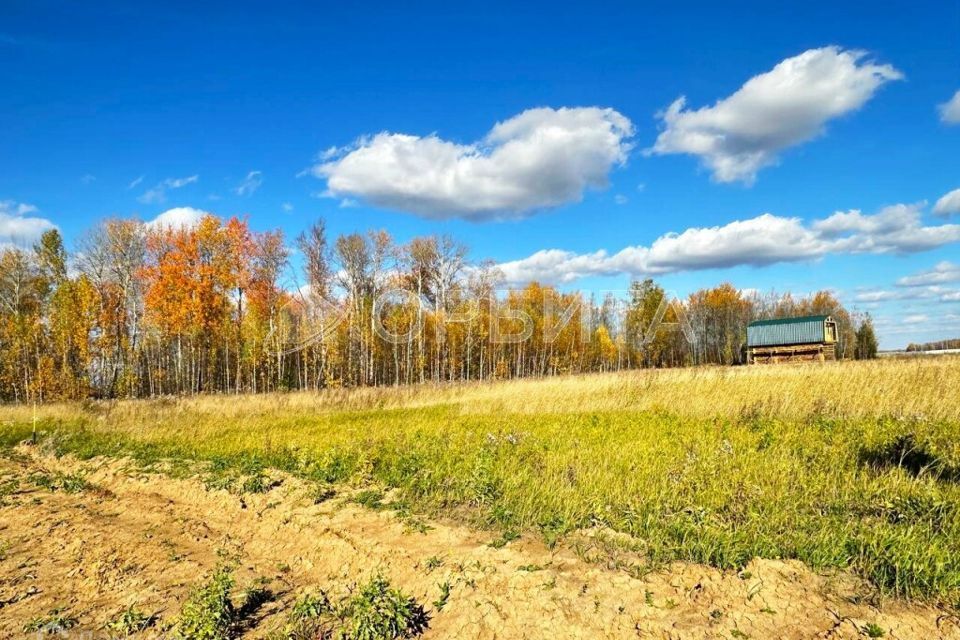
[626,279,667,367]
[35,229,68,289]
[855,315,879,360]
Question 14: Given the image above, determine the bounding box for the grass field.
[3,357,960,608]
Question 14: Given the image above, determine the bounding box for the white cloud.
[903,314,929,324]
[128,175,145,190]
[282,202,294,212]
[0,201,38,216]
[319,146,341,161]
[496,202,960,285]
[498,214,823,284]
[853,290,900,303]
[810,203,960,254]
[313,106,634,220]
[498,249,612,285]
[853,285,954,303]
[614,194,628,205]
[138,175,199,204]
[812,203,919,237]
[234,170,263,196]
[939,90,960,125]
[138,187,166,204]
[648,47,902,184]
[942,291,960,302]
[0,200,56,248]
[145,207,210,231]
[165,175,198,189]
[933,188,960,217]
[645,214,826,270]
[897,261,960,287]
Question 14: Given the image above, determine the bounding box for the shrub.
[336,575,429,640]
[282,591,334,640]
[175,566,236,640]
[107,605,155,636]
[280,577,428,640]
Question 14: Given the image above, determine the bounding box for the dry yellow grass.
[8,355,960,423]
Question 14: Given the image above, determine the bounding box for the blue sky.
[1,0,959,348]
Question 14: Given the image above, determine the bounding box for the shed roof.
[748,314,830,328]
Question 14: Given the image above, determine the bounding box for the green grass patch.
[29,470,91,493]
[0,477,19,505]
[23,607,78,634]
[352,489,387,510]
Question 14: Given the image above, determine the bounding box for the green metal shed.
[746,315,839,364]
[747,315,836,348]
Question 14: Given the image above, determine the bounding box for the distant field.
[3,357,960,607]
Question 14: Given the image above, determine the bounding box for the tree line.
[905,338,960,352]
[0,213,867,402]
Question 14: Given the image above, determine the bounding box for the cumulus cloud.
[313,107,634,220]
[933,188,960,217]
[496,202,960,285]
[939,90,960,125]
[810,203,960,254]
[497,249,613,285]
[641,214,826,270]
[234,170,263,196]
[145,207,210,231]
[497,214,823,284]
[903,314,929,324]
[0,200,56,248]
[812,203,919,237]
[897,261,960,287]
[138,175,199,204]
[648,47,902,184]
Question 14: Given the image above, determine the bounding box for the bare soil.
[1,448,957,639]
